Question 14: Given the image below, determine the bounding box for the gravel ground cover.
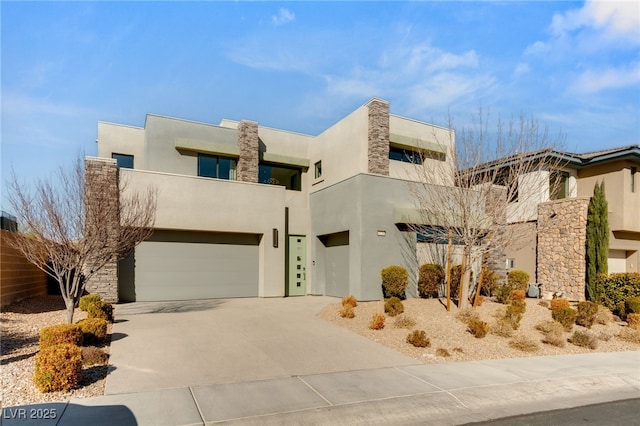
[1,296,110,407]
[318,297,640,363]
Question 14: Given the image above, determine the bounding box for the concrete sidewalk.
[3,351,638,425]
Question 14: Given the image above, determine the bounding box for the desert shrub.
[595,305,614,325]
[598,273,640,318]
[76,318,108,345]
[34,343,82,392]
[456,307,479,324]
[576,301,598,329]
[341,295,358,308]
[384,297,404,317]
[626,313,640,329]
[617,328,640,343]
[597,331,612,341]
[550,298,570,310]
[552,306,577,332]
[479,269,500,297]
[569,330,598,349]
[474,295,485,306]
[538,300,550,308]
[453,347,464,353]
[340,305,355,319]
[535,320,564,335]
[82,346,108,366]
[86,301,114,323]
[504,304,524,330]
[467,319,489,338]
[625,296,640,315]
[436,348,451,357]
[507,269,529,291]
[491,319,514,338]
[78,294,102,312]
[381,266,408,299]
[406,330,430,348]
[40,324,83,349]
[495,285,513,304]
[393,315,417,329]
[511,289,526,301]
[543,331,566,347]
[418,264,444,298]
[369,313,385,330]
[510,300,526,314]
[509,335,539,352]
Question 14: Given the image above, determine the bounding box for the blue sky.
[2,1,639,211]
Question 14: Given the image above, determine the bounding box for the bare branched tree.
[6,157,157,323]
[407,109,566,309]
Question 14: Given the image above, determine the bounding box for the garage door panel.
[134,232,259,301]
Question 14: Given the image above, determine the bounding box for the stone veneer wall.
[367,99,390,175]
[237,120,259,183]
[537,197,590,301]
[84,157,119,303]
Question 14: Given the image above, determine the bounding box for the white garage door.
[133,230,259,301]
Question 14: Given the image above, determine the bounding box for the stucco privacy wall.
[119,168,286,297]
[84,157,120,302]
[0,230,48,307]
[537,197,590,300]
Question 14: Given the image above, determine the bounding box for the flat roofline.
[144,113,233,130]
[98,121,144,130]
[389,113,454,133]
[220,118,315,138]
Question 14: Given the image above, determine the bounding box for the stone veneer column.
[537,197,590,301]
[237,120,259,183]
[84,157,120,303]
[367,99,390,175]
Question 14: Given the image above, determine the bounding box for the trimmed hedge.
[384,297,404,317]
[480,269,500,297]
[597,273,640,318]
[40,324,83,349]
[77,318,108,345]
[418,264,444,298]
[34,343,82,392]
[381,266,408,299]
[552,306,577,332]
[78,294,102,311]
[86,301,114,323]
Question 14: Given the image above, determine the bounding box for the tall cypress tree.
[585,181,609,301]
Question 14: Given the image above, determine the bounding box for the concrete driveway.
[105,296,419,395]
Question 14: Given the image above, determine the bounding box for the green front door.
[287,235,306,296]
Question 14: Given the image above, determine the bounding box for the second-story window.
[631,167,637,193]
[258,163,302,191]
[198,153,236,180]
[314,161,322,179]
[550,171,570,200]
[389,146,422,164]
[112,153,134,169]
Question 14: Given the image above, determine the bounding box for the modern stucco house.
[499,145,640,299]
[87,99,461,302]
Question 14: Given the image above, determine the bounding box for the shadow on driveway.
[114,299,226,315]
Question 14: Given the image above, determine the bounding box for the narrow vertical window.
[314,161,322,179]
[631,167,637,193]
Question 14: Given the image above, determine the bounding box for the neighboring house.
[88,99,463,303]
[501,145,640,299]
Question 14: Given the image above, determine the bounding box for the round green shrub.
[576,301,598,329]
[40,324,83,349]
[496,285,513,304]
[384,297,404,317]
[552,306,577,332]
[480,269,500,297]
[467,318,489,338]
[34,343,82,392]
[78,294,102,311]
[598,273,640,318]
[381,265,408,299]
[418,264,444,298]
[77,318,108,345]
[507,269,530,290]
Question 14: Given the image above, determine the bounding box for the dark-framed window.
[631,167,637,193]
[314,161,322,179]
[198,153,236,180]
[112,153,134,169]
[550,171,570,200]
[389,146,422,164]
[258,163,302,191]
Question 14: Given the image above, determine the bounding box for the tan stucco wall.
[97,122,146,169]
[505,222,537,281]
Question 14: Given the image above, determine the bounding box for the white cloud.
[514,63,530,76]
[569,63,640,94]
[271,8,295,26]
